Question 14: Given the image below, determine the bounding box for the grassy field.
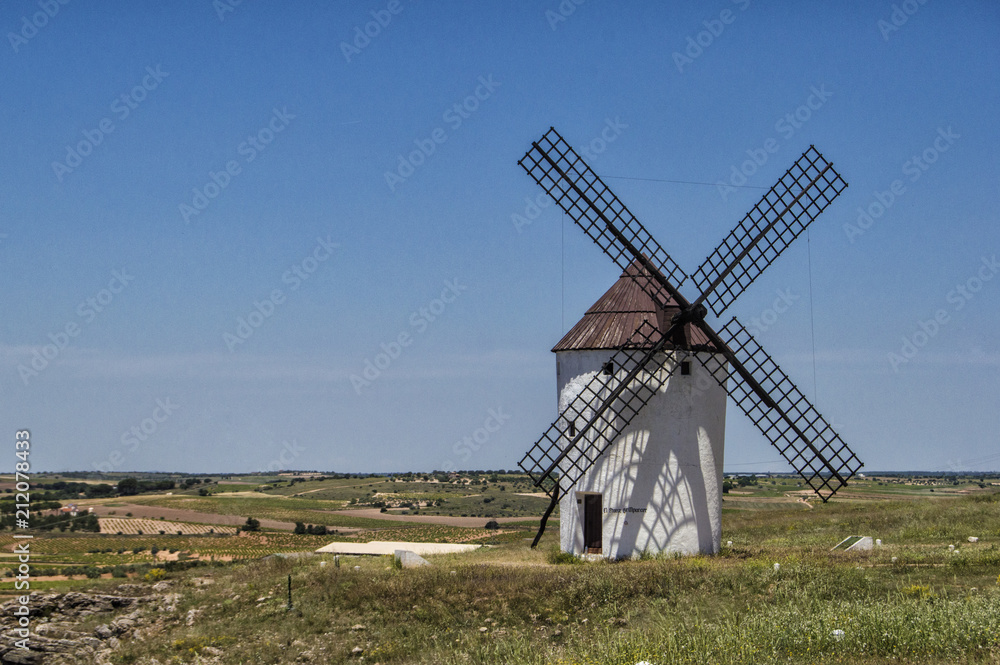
[2,472,999,663]
[59,490,996,665]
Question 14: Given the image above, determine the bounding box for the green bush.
[546,547,580,565]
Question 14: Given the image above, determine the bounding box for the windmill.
[516,127,863,558]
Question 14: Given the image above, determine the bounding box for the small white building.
[554,262,728,558]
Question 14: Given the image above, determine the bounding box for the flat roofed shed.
[552,260,719,353]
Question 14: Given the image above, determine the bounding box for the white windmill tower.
[552,261,729,557]
[515,128,863,558]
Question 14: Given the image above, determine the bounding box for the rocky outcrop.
[0,589,157,665]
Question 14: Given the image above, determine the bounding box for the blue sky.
[2,1,998,474]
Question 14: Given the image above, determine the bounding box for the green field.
[2,472,999,663]
[36,489,998,665]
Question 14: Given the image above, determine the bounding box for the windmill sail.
[695,317,863,499]
[690,146,848,317]
[519,127,687,309]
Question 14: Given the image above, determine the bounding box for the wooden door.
[583,494,602,553]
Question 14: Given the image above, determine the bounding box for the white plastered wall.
[556,349,727,558]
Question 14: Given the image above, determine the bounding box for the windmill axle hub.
[672,303,708,326]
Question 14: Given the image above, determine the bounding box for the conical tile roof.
[552,260,718,352]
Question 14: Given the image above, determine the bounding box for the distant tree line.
[11,481,117,500]
[116,478,175,496]
[0,512,99,532]
[294,522,334,535]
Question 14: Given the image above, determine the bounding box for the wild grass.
[102,493,1000,665]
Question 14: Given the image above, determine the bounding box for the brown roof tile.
[552,261,719,353]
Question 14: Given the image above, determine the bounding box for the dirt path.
[334,509,540,528]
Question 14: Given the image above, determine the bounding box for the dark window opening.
[567,421,576,437]
[680,361,691,376]
[602,361,614,376]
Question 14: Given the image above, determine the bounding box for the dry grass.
[98,493,1000,665]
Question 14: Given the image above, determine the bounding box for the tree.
[241,517,261,532]
[117,477,139,496]
[294,522,306,535]
[484,520,500,530]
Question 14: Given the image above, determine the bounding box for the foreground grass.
[98,493,1000,665]
[110,547,999,665]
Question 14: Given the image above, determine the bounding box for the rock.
[350,624,366,631]
[151,581,172,592]
[968,536,979,543]
[478,626,488,633]
[394,550,430,569]
[1,649,44,664]
[94,624,114,640]
[160,593,181,612]
[186,609,203,626]
[351,646,364,656]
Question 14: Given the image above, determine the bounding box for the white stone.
[949,544,955,551]
[773,563,780,571]
[831,629,845,641]
[875,539,882,546]
[394,549,431,568]
[557,349,727,558]
[968,536,979,543]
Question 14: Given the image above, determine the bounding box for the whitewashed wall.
[556,349,727,558]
